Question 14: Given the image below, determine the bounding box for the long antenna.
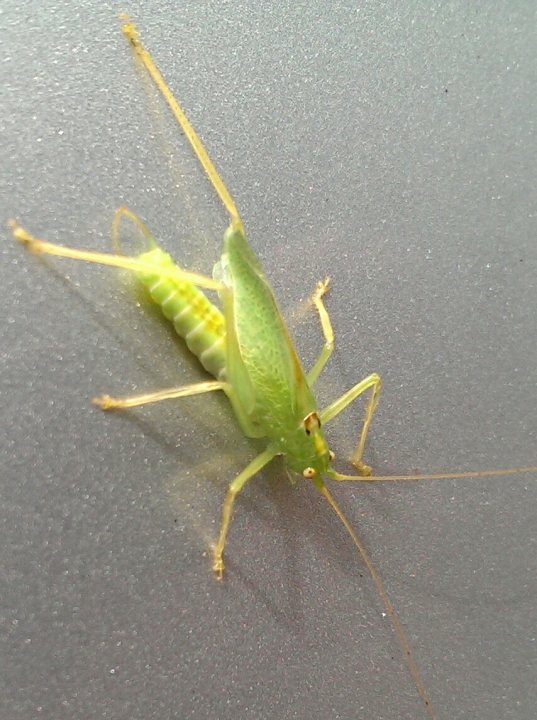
[318,483,437,719]
[327,465,537,482]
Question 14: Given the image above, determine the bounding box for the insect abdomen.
[136,248,226,379]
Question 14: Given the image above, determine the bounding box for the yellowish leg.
[93,380,226,410]
[320,373,382,475]
[120,15,243,233]
[9,221,223,291]
[212,446,277,578]
[111,206,156,253]
[306,277,334,386]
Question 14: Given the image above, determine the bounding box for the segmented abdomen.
[136,248,226,379]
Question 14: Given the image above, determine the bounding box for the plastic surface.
[2,3,536,719]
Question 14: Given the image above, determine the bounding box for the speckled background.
[2,3,536,719]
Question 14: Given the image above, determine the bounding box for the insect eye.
[329,450,335,461]
[305,428,311,436]
[302,467,316,478]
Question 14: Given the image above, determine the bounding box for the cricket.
[10,16,537,719]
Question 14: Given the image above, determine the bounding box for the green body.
[11,20,457,716]
[138,248,226,379]
[137,225,331,477]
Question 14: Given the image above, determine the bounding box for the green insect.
[10,17,537,720]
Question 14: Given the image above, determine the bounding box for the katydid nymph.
[10,17,537,720]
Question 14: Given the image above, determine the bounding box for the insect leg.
[120,16,243,232]
[306,278,334,386]
[111,206,156,253]
[212,446,277,578]
[93,380,226,410]
[320,373,382,475]
[10,221,223,291]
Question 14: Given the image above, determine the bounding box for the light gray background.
[2,2,536,720]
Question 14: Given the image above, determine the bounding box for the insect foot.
[212,549,225,580]
[353,460,373,476]
[93,395,117,410]
[315,277,330,296]
[9,220,39,250]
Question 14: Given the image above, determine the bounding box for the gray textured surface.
[2,2,537,719]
